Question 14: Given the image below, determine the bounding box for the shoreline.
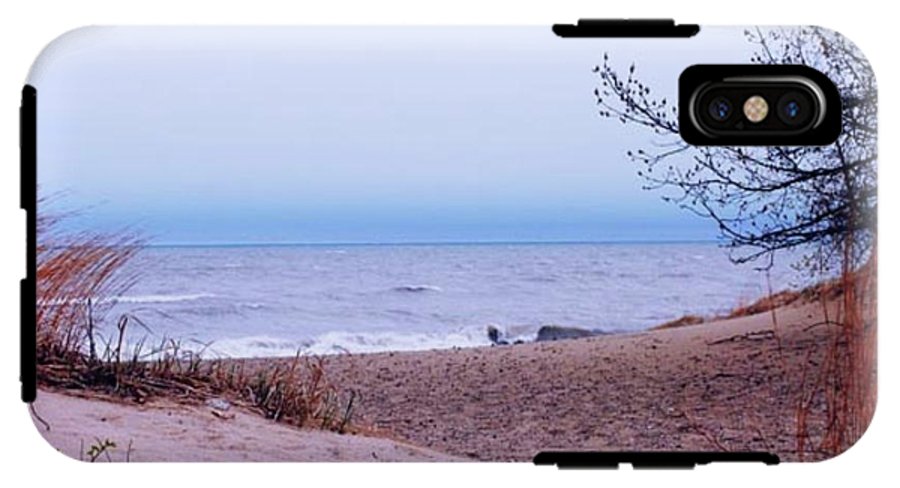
[33,297,852,461]
[315,300,841,460]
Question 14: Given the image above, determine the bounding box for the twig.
[29,403,50,431]
[707,330,775,346]
[681,408,730,452]
[802,320,845,332]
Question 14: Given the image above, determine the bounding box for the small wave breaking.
[391,284,443,293]
[192,327,493,358]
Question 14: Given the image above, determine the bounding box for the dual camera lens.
[694,82,820,135]
[704,92,811,126]
[680,66,840,145]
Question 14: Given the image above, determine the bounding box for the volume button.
[21,278,36,403]
[20,85,36,211]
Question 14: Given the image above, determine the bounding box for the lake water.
[99,242,805,357]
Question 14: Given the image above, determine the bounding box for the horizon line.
[143,238,722,249]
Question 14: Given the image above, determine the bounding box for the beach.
[31,390,459,462]
[31,297,859,462]
[321,300,846,461]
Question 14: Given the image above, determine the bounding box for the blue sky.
[33,26,754,244]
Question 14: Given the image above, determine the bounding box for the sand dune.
[29,391,459,462]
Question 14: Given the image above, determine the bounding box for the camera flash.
[743,95,769,123]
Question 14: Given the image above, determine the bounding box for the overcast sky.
[33,26,755,245]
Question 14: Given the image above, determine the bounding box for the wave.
[197,326,494,358]
[202,335,312,357]
[38,293,215,307]
[304,329,487,355]
[188,322,607,358]
[658,272,693,279]
[111,293,215,304]
[114,321,617,359]
[391,284,443,293]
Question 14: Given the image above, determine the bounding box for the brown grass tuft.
[35,205,142,363]
[654,314,705,330]
[35,203,355,432]
[795,249,876,458]
[652,277,847,332]
[647,250,876,458]
[727,282,843,319]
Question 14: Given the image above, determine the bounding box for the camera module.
[682,65,838,145]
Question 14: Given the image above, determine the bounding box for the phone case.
[22,22,877,465]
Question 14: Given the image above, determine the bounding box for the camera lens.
[707,96,733,122]
[784,101,800,119]
[776,92,814,127]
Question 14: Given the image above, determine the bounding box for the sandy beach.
[31,298,862,462]
[320,300,851,461]
[30,390,459,462]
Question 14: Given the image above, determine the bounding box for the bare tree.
[594,27,876,272]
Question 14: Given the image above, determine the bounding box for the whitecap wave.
[303,328,486,355]
[197,326,495,358]
[391,284,443,293]
[112,322,605,359]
